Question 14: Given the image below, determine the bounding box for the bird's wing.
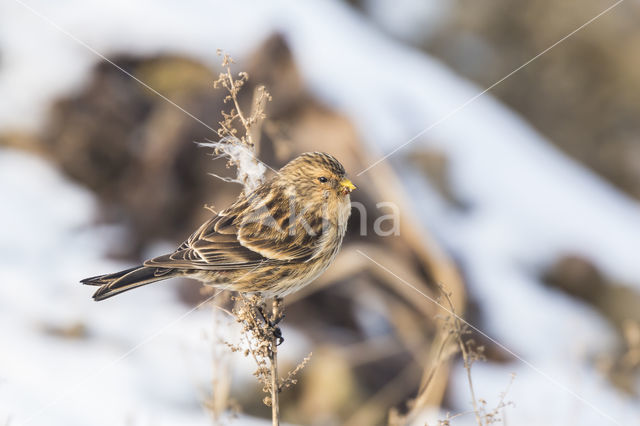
[144,212,267,270]
[234,191,324,261]
[144,195,323,271]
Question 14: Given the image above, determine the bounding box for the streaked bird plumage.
[81,152,355,301]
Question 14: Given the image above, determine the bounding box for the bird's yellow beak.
[340,178,357,193]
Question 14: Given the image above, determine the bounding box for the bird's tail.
[81,266,177,301]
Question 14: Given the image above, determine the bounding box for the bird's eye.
[318,177,328,183]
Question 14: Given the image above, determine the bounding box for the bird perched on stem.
[82,152,356,301]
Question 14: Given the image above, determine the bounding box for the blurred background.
[1,0,640,425]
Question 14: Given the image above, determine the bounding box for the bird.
[81,152,356,301]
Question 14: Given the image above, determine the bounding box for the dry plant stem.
[230,294,287,425]
[215,52,271,152]
[270,297,282,426]
[211,52,309,425]
[346,363,420,426]
[211,51,271,192]
[459,329,481,426]
[249,86,269,155]
[228,68,249,128]
[441,290,483,426]
[388,327,457,426]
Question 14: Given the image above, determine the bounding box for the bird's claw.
[270,312,285,327]
[274,326,284,346]
[255,305,285,345]
[256,305,285,327]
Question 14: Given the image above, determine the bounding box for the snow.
[0,149,278,425]
[1,0,639,424]
[0,0,275,130]
[276,3,640,423]
[361,0,450,42]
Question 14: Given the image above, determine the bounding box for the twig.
[439,289,515,426]
[206,50,270,192]
[440,290,482,425]
[206,52,311,425]
[269,297,282,426]
[459,322,482,425]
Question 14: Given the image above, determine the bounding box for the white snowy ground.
[0,149,281,426]
[1,0,639,425]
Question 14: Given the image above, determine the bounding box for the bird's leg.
[273,326,284,346]
[256,299,285,326]
[271,312,286,327]
[252,297,285,345]
[271,297,284,346]
[256,302,269,324]
[254,299,284,345]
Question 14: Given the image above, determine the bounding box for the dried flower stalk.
[203,52,310,426]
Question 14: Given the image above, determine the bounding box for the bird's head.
[278,152,356,200]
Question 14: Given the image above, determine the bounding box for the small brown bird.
[82,152,356,301]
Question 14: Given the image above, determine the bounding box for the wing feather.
[144,187,324,271]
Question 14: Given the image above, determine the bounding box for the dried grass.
[200,52,310,426]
